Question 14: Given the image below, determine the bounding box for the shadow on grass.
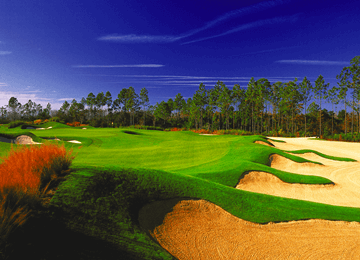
[4,209,143,260]
[138,197,200,241]
[123,131,142,135]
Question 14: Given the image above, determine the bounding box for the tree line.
[1,56,359,138]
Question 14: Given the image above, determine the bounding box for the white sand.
[67,140,81,143]
[237,137,360,207]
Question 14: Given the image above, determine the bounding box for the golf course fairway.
[2,123,360,259]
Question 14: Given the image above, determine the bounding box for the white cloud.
[0,51,11,55]
[57,98,77,101]
[276,60,349,65]
[98,34,181,43]
[181,14,300,45]
[80,74,253,80]
[233,46,300,56]
[73,64,164,68]
[98,0,292,44]
[0,91,51,108]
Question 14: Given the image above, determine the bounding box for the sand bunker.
[15,135,42,144]
[0,135,41,144]
[148,138,360,259]
[149,199,360,260]
[236,139,360,208]
[67,140,81,143]
[254,140,273,147]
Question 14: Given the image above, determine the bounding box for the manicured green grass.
[285,149,357,162]
[1,123,359,259]
[267,138,286,143]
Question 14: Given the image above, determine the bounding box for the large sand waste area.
[146,137,360,259]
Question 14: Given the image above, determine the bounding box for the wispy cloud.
[58,98,77,101]
[182,14,300,45]
[98,0,292,44]
[77,74,253,80]
[98,35,181,43]
[0,82,7,87]
[0,51,11,55]
[78,74,301,82]
[276,60,349,65]
[72,64,164,68]
[233,46,300,56]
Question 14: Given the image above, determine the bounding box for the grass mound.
[285,149,357,162]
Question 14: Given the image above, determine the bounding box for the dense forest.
[1,56,359,140]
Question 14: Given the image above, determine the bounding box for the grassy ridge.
[1,123,359,259]
[285,149,357,162]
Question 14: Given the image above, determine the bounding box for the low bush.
[8,121,26,129]
[49,117,61,122]
[191,129,211,134]
[129,125,163,131]
[66,122,81,127]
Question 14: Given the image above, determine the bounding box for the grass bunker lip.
[123,130,142,135]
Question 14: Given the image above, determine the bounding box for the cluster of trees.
[0,97,52,122]
[1,56,359,137]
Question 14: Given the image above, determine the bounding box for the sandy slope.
[150,199,360,260]
[148,138,360,259]
[237,137,360,207]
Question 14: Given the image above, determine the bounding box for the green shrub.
[8,121,26,129]
[49,117,61,122]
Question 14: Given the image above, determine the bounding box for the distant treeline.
[1,56,359,138]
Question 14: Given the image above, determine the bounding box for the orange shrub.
[66,122,81,127]
[0,142,74,197]
[0,142,74,248]
[191,129,211,134]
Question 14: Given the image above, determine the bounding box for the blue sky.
[0,0,359,111]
